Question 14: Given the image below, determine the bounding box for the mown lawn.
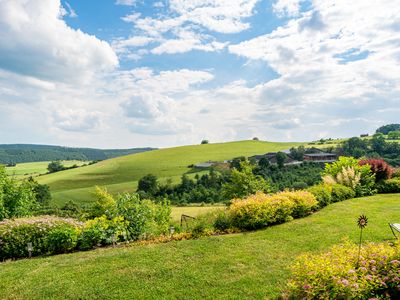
[1,194,399,299]
[36,140,303,206]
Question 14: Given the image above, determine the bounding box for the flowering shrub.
[288,241,400,299]
[359,158,393,182]
[0,216,82,260]
[323,157,376,196]
[228,191,316,230]
[307,184,332,207]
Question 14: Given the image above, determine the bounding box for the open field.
[1,194,399,299]
[171,205,225,221]
[5,160,88,180]
[37,140,304,206]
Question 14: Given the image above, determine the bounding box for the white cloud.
[0,0,118,83]
[117,0,258,57]
[226,0,400,140]
[273,0,304,17]
[52,109,102,132]
[115,0,137,6]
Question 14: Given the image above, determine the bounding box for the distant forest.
[0,144,155,164]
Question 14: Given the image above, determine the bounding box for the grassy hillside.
[5,160,88,180]
[37,140,303,206]
[1,194,398,299]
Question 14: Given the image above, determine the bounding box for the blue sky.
[0,0,399,148]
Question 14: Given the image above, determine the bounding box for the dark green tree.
[47,161,65,173]
[137,174,159,196]
[276,152,287,168]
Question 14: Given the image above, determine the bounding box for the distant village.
[194,147,338,169]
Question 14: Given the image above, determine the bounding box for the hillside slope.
[37,140,303,205]
[0,144,155,164]
[0,194,397,299]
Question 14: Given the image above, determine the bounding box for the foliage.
[115,193,171,240]
[376,178,400,193]
[47,161,66,173]
[388,130,400,140]
[330,184,356,202]
[359,158,393,182]
[323,157,375,196]
[46,226,80,254]
[0,166,39,220]
[337,134,400,166]
[201,140,209,144]
[278,191,318,218]
[307,184,332,208]
[229,192,294,230]
[78,216,128,250]
[91,186,116,218]
[228,191,316,230]
[288,241,400,299]
[276,152,288,168]
[137,174,158,196]
[0,144,154,165]
[376,123,400,135]
[0,216,82,260]
[290,146,305,161]
[222,160,270,200]
[254,162,324,192]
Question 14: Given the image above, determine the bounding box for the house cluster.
[193,148,338,169]
[250,148,337,166]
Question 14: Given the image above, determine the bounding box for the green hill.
[0,194,397,299]
[0,144,155,164]
[37,140,303,206]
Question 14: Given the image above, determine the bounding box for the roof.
[304,153,337,157]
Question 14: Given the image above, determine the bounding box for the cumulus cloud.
[116,0,258,57]
[0,0,118,83]
[52,109,102,132]
[227,0,400,140]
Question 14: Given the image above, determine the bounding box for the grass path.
[1,194,399,299]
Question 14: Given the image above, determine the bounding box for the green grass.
[37,140,303,206]
[5,160,88,180]
[171,205,224,221]
[1,194,399,299]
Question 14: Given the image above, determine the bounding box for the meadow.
[36,140,304,206]
[1,194,398,299]
[5,160,88,180]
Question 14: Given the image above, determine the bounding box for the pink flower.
[303,284,311,290]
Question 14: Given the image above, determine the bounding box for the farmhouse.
[303,153,337,163]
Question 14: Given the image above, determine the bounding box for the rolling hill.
[37,140,304,206]
[0,144,155,164]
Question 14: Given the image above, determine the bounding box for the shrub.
[330,184,355,202]
[91,186,116,218]
[323,157,375,197]
[288,241,400,299]
[222,160,270,200]
[359,158,393,182]
[392,168,400,178]
[213,210,232,232]
[46,226,79,254]
[277,191,318,218]
[376,178,400,193]
[307,184,332,208]
[0,216,82,260]
[115,193,171,240]
[78,216,128,250]
[229,192,294,230]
